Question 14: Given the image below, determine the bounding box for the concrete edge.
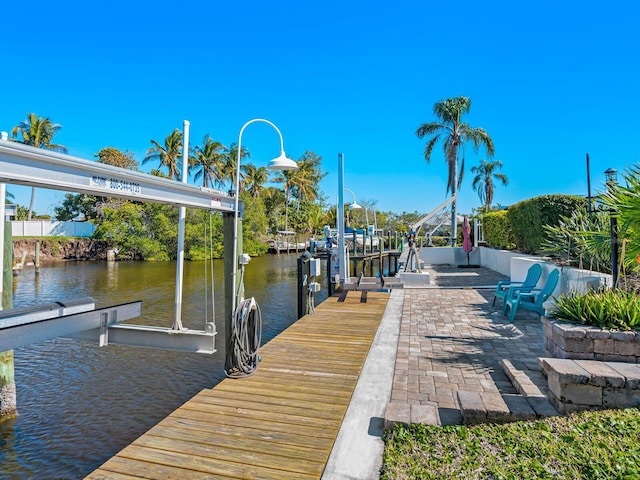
[322,289,404,480]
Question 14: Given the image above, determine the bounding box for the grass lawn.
[382,408,640,479]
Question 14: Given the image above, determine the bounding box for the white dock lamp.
[231,119,297,315]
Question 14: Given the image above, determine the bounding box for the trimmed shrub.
[482,210,515,250]
[507,195,587,253]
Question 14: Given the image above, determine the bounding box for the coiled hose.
[224,297,262,378]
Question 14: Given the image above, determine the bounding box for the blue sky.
[2,0,639,218]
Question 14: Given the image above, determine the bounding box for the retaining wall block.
[574,360,626,388]
[603,388,640,409]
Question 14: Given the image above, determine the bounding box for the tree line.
[6,100,510,259]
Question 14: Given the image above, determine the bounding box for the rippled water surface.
[0,254,325,479]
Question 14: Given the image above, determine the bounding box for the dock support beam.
[223,210,243,365]
[1,219,16,419]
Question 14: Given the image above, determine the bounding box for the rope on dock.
[224,297,262,378]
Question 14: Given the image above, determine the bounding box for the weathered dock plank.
[86,290,389,479]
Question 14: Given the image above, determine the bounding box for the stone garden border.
[543,316,640,363]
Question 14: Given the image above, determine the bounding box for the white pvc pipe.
[173,120,190,330]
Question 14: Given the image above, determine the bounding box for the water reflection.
[1,253,324,479]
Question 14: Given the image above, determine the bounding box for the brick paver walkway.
[391,265,546,425]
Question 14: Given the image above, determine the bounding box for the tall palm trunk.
[450,143,460,246]
[27,187,36,221]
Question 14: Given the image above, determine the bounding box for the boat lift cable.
[208,213,215,328]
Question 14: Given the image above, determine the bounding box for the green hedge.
[506,194,587,253]
[482,210,515,250]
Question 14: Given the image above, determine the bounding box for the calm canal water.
[0,253,326,479]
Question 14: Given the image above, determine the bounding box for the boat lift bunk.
[0,133,235,354]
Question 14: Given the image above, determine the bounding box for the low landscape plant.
[382,408,640,479]
[551,289,640,330]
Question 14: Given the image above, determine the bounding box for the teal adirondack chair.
[505,268,560,323]
[493,263,543,313]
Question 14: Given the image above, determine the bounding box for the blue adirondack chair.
[505,268,560,322]
[493,263,543,313]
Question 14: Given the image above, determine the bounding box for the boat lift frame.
[0,136,238,354]
[409,195,456,236]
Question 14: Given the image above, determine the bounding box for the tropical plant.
[192,134,225,188]
[221,142,250,192]
[11,113,68,220]
[415,96,494,244]
[471,159,508,212]
[551,289,640,330]
[289,151,326,205]
[542,207,610,272]
[143,129,183,180]
[241,163,270,197]
[599,165,640,277]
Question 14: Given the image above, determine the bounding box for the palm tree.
[471,160,508,212]
[289,151,325,206]
[192,134,225,188]
[220,143,250,193]
[241,163,270,197]
[416,96,494,245]
[143,129,183,180]
[11,113,68,220]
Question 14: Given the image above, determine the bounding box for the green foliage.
[241,194,268,256]
[185,210,224,260]
[382,408,640,479]
[54,193,99,221]
[481,210,515,249]
[507,194,587,253]
[542,207,611,272]
[599,165,640,275]
[551,289,640,330]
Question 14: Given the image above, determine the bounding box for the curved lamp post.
[231,119,297,315]
[336,188,362,227]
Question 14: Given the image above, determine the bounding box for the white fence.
[11,220,96,238]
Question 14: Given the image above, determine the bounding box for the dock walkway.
[87,290,390,479]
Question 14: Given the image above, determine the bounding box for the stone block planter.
[540,358,640,414]
[542,316,640,363]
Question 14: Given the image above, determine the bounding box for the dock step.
[456,358,560,424]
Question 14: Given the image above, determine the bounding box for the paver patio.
[391,265,546,425]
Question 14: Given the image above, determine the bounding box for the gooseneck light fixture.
[231,119,297,315]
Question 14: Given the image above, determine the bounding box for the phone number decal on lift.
[91,176,141,195]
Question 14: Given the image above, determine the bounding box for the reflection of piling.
[34,241,40,275]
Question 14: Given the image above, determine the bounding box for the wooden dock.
[86,290,390,479]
